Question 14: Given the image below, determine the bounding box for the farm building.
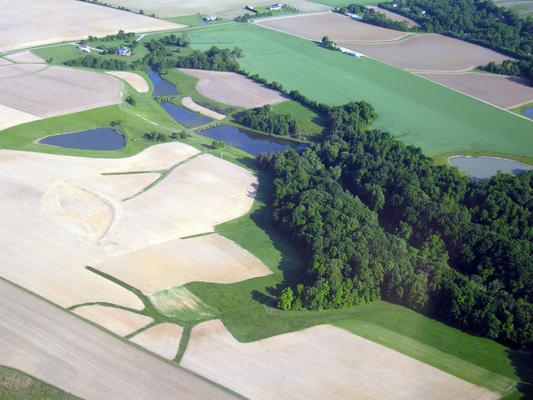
[203,15,217,22]
[269,3,284,11]
[245,5,257,12]
[345,12,363,20]
[338,46,363,58]
[78,44,90,53]
[117,46,131,56]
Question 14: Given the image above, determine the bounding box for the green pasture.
[272,100,324,137]
[186,22,533,162]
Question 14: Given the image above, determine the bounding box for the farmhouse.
[78,44,90,53]
[345,12,363,20]
[203,15,217,22]
[269,3,284,11]
[116,46,131,56]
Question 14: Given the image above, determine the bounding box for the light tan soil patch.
[182,320,499,400]
[0,104,40,132]
[0,63,46,79]
[97,234,270,294]
[4,50,45,63]
[180,68,286,108]
[366,6,419,28]
[149,287,214,319]
[0,281,235,400]
[0,144,257,312]
[98,0,328,18]
[182,96,226,120]
[256,12,409,42]
[418,72,533,109]
[0,65,122,118]
[130,323,183,360]
[107,71,149,93]
[345,33,511,71]
[74,305,152,336]
[0,0,182,52]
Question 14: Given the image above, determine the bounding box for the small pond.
[522,107,533,119]
[161,102,212,128]
[38,127,125,151]
[148,68,179,97]
[449,155,533,180]
[200,125,307,156]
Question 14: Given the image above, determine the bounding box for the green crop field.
[186,22,533,163]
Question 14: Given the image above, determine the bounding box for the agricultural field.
[366,6,419,27]
[186,22,533,162]
[130,323,183,360]
[94,0,329,18]
[0,62,123,130]
[182,319,499,400]
[493,0,533,15]
[107,71,150,93]
[179,68,287,108]
[0,0,181,52]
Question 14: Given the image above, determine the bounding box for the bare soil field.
[107,71,149,93]
[344,33,511,71]
[0,65,122,119]
[180,68,286,108]
[182,96,226,120]
[0,58,11,66]
[97,234,270,294]
[0,143,257,316]
[0,0,182,52]
[0,104,40,131]
[418,72,533,109]
[366,6,419,28]
[74,305,152,336]
[96,0,328,18]
[256,12,409,43]
[4,51,45,63]
[130,323,183,360]
[0,280,235,400]
[182,319,499,400]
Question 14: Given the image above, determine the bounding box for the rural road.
[0,279,236,400]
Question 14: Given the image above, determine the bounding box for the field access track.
[0,280,235,400]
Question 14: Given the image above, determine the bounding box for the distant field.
[187,22,533,162]
[493,0,533,15]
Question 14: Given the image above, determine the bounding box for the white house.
[269,3,283,10]
[203,15,217,22]
[78,44,90,53]
[117,46,131,56]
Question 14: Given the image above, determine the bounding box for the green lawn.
[0,366,80,400]
[33,44,81,64]
[185,22,533,163]
[272,100,324,137]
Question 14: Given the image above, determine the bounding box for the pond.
[522,107,533,119]
[161,102,212,128]
[38,127,125,151]
[148,68,179,97]
[200,125,307,156]
[449,155,533,180]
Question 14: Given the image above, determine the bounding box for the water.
[449,155,533,180]
[200,125,307,156]
[148,68,179,97]
[161,102,212,128]
[38,127,125,151]
[522,107,533,119]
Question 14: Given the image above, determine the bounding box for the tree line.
[338,4,409,31]
[234,105,298,136]
[260,101,532,349]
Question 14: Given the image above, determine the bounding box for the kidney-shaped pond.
[148,68,179,97]
[449,155,533,180]
[200,125,306,156]
[161,102,212,128]
[38,127,125,151]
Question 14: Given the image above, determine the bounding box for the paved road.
[0,280,236,400]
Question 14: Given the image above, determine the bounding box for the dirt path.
[0,279,236,400]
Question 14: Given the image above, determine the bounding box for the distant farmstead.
[269,3,284,10]
[78,44,90,53]
[117,46,131,56]
[203,15,217,22]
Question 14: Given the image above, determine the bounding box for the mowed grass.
[186,172,532,398]
[186,22,533,162]
[272,100,324,137]
[0,366,81,400]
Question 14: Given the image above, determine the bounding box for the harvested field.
[107,71,149,93]
[96,0,327,18]
[366,6,419,27]
[0,0,182,52]
[130,323,183,360]
[0,280,235,400]
[418,72,533,109]
[182,96,226,120]
[4,51,45,63]
[0,104,40,131]
[182,319,500,400]
[97,234,270,294]
[0,144,257,311]
[256,12,409,42]
[345,33,511,71]
[74,305,152,336]
[180,68,286,108]
[0,65,122,129]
